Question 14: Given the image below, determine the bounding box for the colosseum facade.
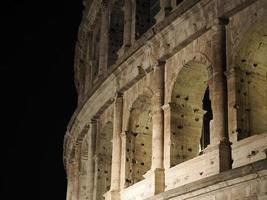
[63,0,267,199]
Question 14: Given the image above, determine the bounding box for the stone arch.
[95,121,113,200]
[125,93,153,187]
[169,60,212,167]
[168,52,212,103]
[234,18,267,140]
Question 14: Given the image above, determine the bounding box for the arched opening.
[125,95,152,187]
[95,122,113,200]
[108,0,124,67]
[92,12,101,79]
[235,20,267,140]
[200,87,212,150]
[135,0,160,40]
[170,62,211,167]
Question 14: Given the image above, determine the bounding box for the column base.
[203,139,232,172]
[144,168,165,194]
[104,190,121,200]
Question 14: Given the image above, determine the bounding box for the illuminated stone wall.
[64,0,267,200]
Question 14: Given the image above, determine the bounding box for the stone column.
[86,119,97,200]
[73,160,79,200]
[149,61,165,194]
[106,93,123,200]
[120,131,127,191]
[123,0,132,49]
[92,155,99,200]
[98,1,109,77]
[210,19,228,144]
[209,18,231,171]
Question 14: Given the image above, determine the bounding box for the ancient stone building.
[63,0,267,199]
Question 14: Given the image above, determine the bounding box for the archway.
[125,95,152,187]
[108,0,124,67]
[135,0,160,39]
[170,61,212,167]
[235,19,267,140]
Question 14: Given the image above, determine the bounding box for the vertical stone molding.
[73,153,80,200]
[86,119,97,200]
[162,102,175,169]
[66,162,75,200]
[226,67,238,143]
[151,62,164,170]
[208,18,231,172]
[106,92,123,200]
[98,1,109,77]
[120,131,127,191]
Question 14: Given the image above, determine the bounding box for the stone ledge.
[146,159,267,200]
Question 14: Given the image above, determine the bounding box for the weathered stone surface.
[64,0,267,200]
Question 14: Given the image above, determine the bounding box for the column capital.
[115,91,123,99]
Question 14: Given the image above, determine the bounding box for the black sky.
[1,0,83,199]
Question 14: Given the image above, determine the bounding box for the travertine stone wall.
[64,0,267,200]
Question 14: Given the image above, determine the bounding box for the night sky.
[1,0,83,199]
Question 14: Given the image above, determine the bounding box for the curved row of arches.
[70,16,267,200]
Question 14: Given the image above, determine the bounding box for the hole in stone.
[193,108,199,112]
[145,126,149,130]
[245,108,250,112]
[253,63,257,67]
[176,95,180,98]
[127,148,130,152]
[241,59,246,62]
[243,92,247,96]
[135,125,140,128]
[210,161,214,165]
[195,118,199,122]
[188,148,192,152]
[199,172,203,175]
[184,96,189,101]
[172,132,176,135]
[181,114,184,118]
[141,162,145,166]
[104,170,108,174]
[133,133,138,137]
[181,145,183,150]
[177,125,183,129]
[240,79,244,83]
[141,143,145,146]
[132,159,137,164]
[126,158,129,162]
